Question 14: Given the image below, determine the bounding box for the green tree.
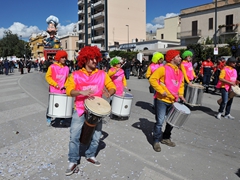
[0,30,30,58]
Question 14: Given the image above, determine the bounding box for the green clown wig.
[181,50,193,59]
[110,57,120,67]
[152,52,164,63]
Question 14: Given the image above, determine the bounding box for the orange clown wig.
[77,46,102,68]
[54,50,68,61]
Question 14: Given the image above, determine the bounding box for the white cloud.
[146,13,179,33]
[0,22,76,40]
[57,23,76,36]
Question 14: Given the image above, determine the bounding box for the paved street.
[0,70,240,180]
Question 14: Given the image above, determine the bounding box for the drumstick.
[121,62,126,68]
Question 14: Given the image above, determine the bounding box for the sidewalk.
[0,71,239,180]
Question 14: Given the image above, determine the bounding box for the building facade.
[178,0,240,46]
[77,0,146,51]
[60,32,79,60]
[156,16,181,43]
[29,33,46,60]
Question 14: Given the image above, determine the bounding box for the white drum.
[47,93,74,118]
[111,92,133,117]
[165,102,191,128]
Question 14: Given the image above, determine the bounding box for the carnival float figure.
[43,15,61,49]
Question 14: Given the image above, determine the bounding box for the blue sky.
[0,0,211,40]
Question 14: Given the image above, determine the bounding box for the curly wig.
[110,58,120,67]
[152,52,164,63]
[54,50,68,61]
[77,46,102,68]
[181,50,193,59]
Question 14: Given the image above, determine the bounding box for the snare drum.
[165,102,191,128]
[80,96,111,145]
[47,93,74,118]
[111,92,133,117]
[184,84,204,106]
[217,85,240,105]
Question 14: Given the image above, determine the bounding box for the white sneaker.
[216,113,222,120]
[224,114,235,119]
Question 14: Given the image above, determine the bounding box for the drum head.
[189,84,204,89]
[84,96,111,116]
[173,102,191,114]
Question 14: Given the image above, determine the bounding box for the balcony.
[219,24,238,35]
[78,9,84,14]
[78,39,84,44]
[78,19,84,24]
[78,0,83,5]
[93,34,105,40]
[78,29,84,34]
[92,12,105,19]
[93,0,104,8]
[93,23,104,30]
[177,30,201,39]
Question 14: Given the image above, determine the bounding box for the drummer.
[216,57,239,120]
[107,57,127,97]
[180,50,196,87]
[149,49,185,152]
[45,50,69,126]
[146,52,164,108]
[64,46,116,176]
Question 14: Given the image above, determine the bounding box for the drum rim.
[113,92,133,99]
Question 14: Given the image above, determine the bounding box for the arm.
[180,63,190,84]
[107,67,117,77]
[45,65,58,88]
[145,66,151,79]
[104,73,116,98]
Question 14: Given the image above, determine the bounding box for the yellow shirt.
[65,68,116,96]
[149,63,184,103]
[45,62,66,87]
[180,60,196,84]
[218,65,234,88]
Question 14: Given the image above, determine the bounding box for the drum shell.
[80,121,96,145]
[111,93,133,117]
[165,103,191,128]
[47,93,74,118]
[184,84,204,106]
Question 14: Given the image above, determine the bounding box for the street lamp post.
[91,1,94,44]
[126,25,129,51]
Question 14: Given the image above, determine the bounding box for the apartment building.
[60,32,79,60]
[156,16,181,43]
[77,0,146,51]
[29,33,46,60]
[178,0,240,46]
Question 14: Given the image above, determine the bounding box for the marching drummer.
[107,57,127,96]
[45,50,69,126]
[149,49,185,152]
[64,46,116,176]
[216,57,239,120]
[146,52,164,108]
[180,50,196,85]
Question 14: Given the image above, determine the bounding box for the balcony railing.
[177,30,201,39]
[219,25,238,35]
[92,12,105,19]
[94,34,105,40]
[78,0,83,5]
[78,9,84,14]
[93,23,104,30]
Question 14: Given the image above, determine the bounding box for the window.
[161,34,164,39]
[209,18,213,30]
[192,21,198,36]
[65,40,67,49]
[226,14,233,32]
